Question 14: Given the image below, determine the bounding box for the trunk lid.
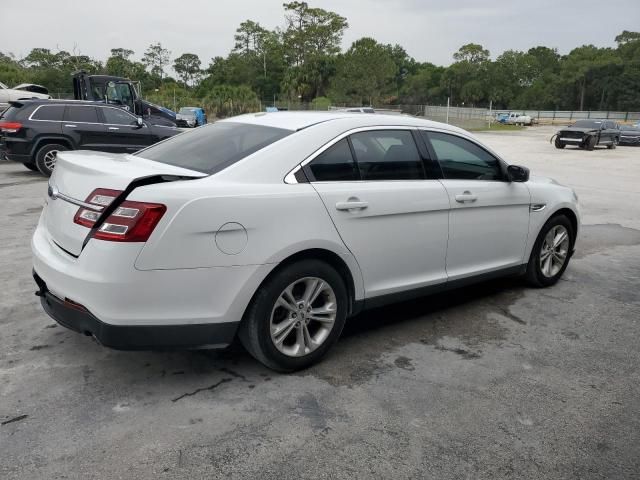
[45,150,205,256]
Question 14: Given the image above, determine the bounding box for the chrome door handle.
[455,191,478,203]
[108,127,120,130]
[335,200,368,211]
[64,124,77,128]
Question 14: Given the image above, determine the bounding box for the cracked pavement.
[1,126,639,479]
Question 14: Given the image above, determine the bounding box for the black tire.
[35,144,68,177]
[554,137,565,149]
[585,136,597,151]
[525,214,575,288]
[238,259,348,372]
[23,162,39,171]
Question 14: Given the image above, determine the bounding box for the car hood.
[558,127,597,134]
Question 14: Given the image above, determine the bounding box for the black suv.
[0,99,180,176]
[554,119,620,150]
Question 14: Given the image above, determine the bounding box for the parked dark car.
[0,99,180,176]
[554,119,620,150]
[619,125,640,146]
[176,107,207,128]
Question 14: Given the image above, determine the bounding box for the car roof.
[13,99,115,107]
[221,111,466,134]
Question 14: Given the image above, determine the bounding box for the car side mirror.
[135,117,144,128]
[507,164,529,182]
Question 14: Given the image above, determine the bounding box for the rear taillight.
[0,121,23,133]
[73,188,166,242]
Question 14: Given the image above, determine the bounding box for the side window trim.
[287,126,435,184]
[413,129,443,179]
[421,129,509,182]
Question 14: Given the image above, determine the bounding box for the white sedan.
[0,82,51,110]
[32,112,580,371]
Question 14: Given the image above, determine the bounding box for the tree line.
[1,2,639,115]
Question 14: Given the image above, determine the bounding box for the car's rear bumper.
[34,271,238,350]
[31,211,273,349]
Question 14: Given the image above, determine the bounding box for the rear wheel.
[238,259,348,372]
[525,214,574,287]
[554,137,565,149]
[35,144,68,177]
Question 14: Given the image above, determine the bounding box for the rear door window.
[136,122,291,175]
[31,105,65,121]
[64,106,99,123]
[349,130,425,180]
[305,138,359,181]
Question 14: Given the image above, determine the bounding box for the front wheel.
[238,259,348,372]
[525,215,575,287]
[585,136,597,151]
[554,137,565,149]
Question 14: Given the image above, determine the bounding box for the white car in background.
[0,82,51,110]
[32,112,580,371]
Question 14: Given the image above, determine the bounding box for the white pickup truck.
[0,82,51,110]
[505,112,534,126]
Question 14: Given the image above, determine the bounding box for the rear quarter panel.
[132,180,359,267]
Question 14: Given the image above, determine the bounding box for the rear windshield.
[136,122,292,174]
[0,106,18,119]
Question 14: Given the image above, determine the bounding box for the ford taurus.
[32,112,580,371]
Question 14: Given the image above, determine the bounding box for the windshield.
[136,122,292,174]
[0,82,8,89]
[571,120,602,128]
[178,108,196,115]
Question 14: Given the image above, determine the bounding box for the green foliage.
[142,42,171,80]
[202,85,260,117]
[330,37,396,105]
[310,96,331,110]
[173,53,201,86]
[0,4,638,114]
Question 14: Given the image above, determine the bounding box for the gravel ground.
[1,126,639,479]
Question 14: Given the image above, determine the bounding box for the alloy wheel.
[539,225,570,278]
[269,277,337,357]
[43,150,58,171]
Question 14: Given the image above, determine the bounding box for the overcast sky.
[2,0,639,67]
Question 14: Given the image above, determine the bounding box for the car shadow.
[49,276,527,398]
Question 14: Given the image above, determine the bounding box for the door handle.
[455,191,478,203]
[108,127,120,130]
[335,199,368,211]
[64,124,77,128]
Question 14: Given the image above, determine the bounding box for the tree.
[173,53,201,87]
[279,2,347,99]
[453,43,490,64]
[142,42,171,79]
[330,37,396,105]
